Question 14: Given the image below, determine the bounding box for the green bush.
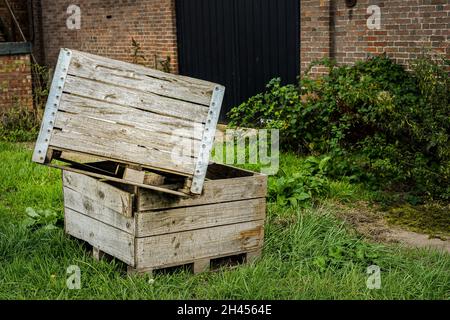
[229,54,450,200]
[0,63,49,143]
[268,156,331,208]
[0,102,40,142]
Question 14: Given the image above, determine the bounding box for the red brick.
[0,54,33,112]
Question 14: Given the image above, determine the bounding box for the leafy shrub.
[0,102,40,142]
[21,207,63,231]
[313,239,380,272]
[31,63,50,110]
[268,156,331,207]
[1,63,49,142]
[229,54,450,200]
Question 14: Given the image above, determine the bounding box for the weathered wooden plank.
[193,258,210,274]
[63,187,135,234]
[59,94,204,140]
[129,250,254,275]
[65,208,135,266]
[135,220,264,269]
[62,171,133,217]
[56,164,189,197]
[51,132,195,177]
[144,172,165,186]
[54,107,200,158]
[92,247,107,261]
[68,49,216,106]
[135,198,266,237]
[123,167,145,184]
[138,174,267,211]
[63,75,209,123]
[51,114,197,176]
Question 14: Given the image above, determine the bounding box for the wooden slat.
[193,258,210,274]
[135,198,266,237]
[63,187,135,234]
[63,75,209,123]
[135,220,264,269]
[62,171,133,217]
[51,113,197,176]
[138,175,267,211]
[68,49,216,106]
[123,168,145,184]
[53,110,200,157]
[59,94,204,140]
[65,208,135,266]
[56,165,189,197]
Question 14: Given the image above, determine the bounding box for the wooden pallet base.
[91,246,262,277]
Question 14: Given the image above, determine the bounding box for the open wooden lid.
[32,49,225,195]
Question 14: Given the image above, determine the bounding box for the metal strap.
[190,85,225,194]
[32,48,72,163]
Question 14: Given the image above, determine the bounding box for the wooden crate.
[62,163,267,275]
[32,49,225,196]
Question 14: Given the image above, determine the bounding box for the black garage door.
[175,0,300,122]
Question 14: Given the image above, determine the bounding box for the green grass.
[0,141,449,299]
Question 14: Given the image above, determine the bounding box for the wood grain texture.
[123,167,146,184]
[65,208,135,266]
[68,49,216,106]
[57,165,189,197]
[92,247,107,261]
[193,258,210,274]
[138,174,267,211]
[63,187,135,234]
[58,94,204,139]
[135,220,264,269]
[135,198,266,237]
[62,171,133,217]
[63,75,209,123]
[51,111,197,176]
[53,109,199,156]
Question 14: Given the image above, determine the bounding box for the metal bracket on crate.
[32,48,72,163]
[191,85,225,194]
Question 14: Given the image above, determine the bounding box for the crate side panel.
[65,208,135,266]
[135,220,264,269]
[64,187,135,234]
[139,174,267,211]
[136,198,266,237]
[62,171,133,217]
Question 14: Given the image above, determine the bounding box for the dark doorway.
[176,0,300,122]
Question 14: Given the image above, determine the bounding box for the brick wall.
[39,0,179,73]
[301,0,333,75]
[301,0,450,74]
[0,54,33,111]
[36,1,449,76]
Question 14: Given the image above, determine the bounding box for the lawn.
[0,141,449,299]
